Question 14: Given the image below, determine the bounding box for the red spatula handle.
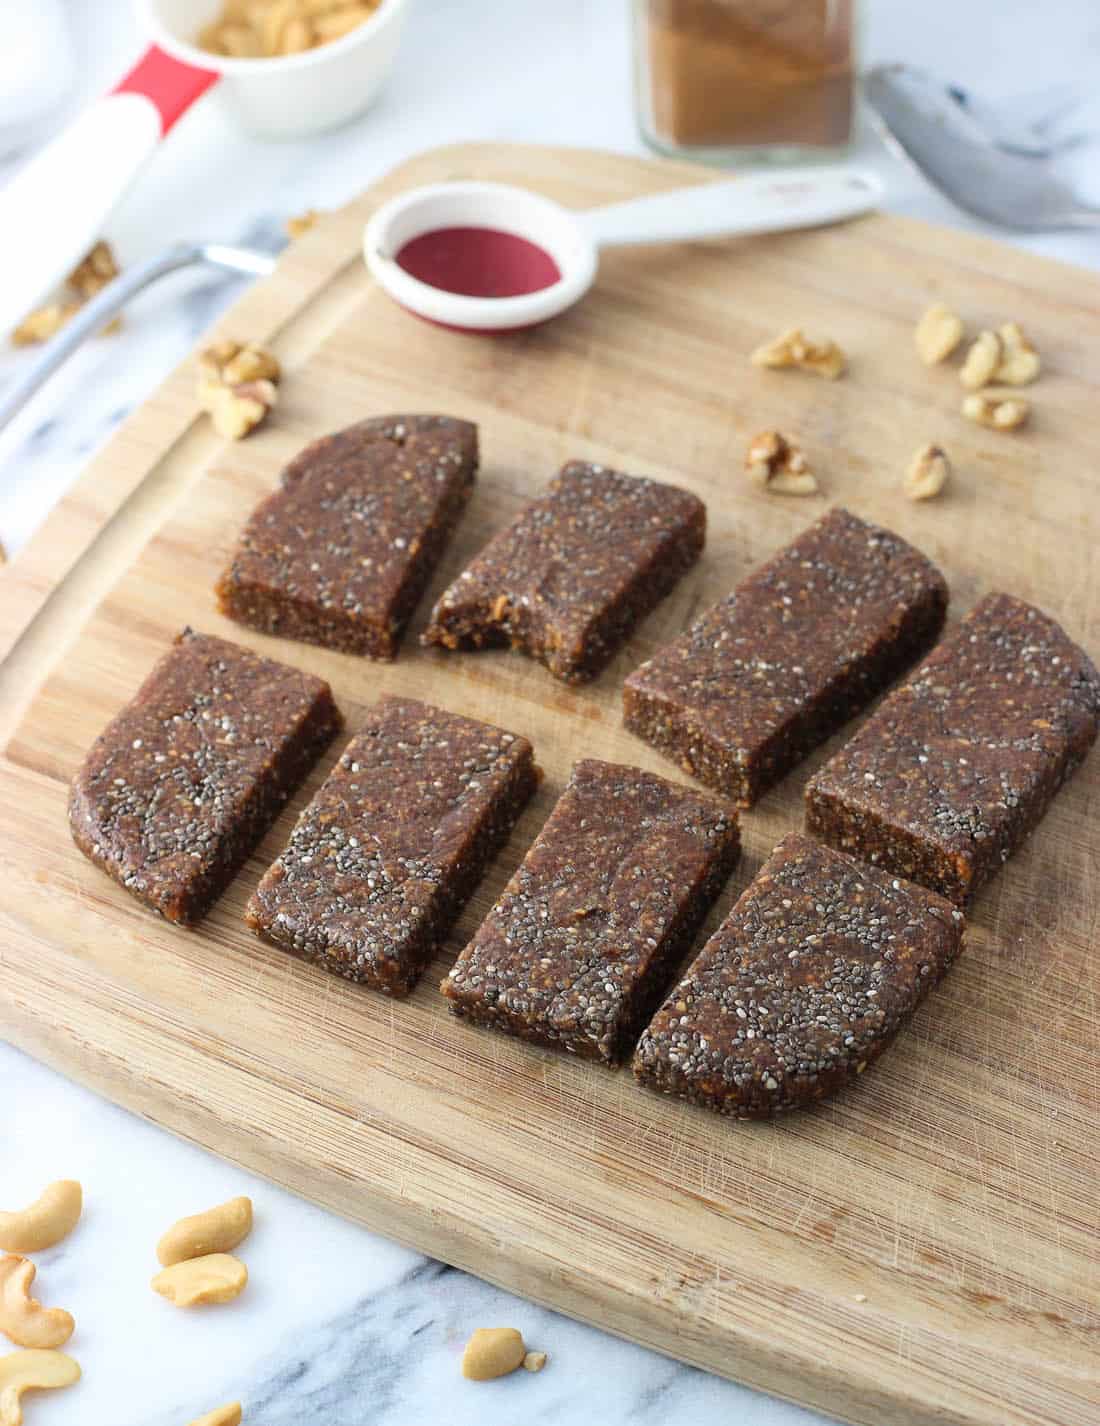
[112,43,219,136]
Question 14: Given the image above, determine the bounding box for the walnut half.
[197,339,281,440]
[745,430,819,495]
[201,379,279,440]
[750,328,846,380]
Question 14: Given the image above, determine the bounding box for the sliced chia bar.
[441,758,739,1064]
[634,832,964,1117]
[422,461,706,684]
[806,592,1100,906]
[246,696,538,996]
[68,628,341,926]
[216,414,478,659]
[623,507,948,807]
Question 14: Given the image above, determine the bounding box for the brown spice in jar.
[642,0,854,150]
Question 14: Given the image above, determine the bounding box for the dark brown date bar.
[216,415,477,659]
[441,758,739,1064]
[68,628,341,926]
[423,461,705,684]
[634,832,964,1117]
[623,507,947,806]
[246,695,538,996]
[806,592,1100,905]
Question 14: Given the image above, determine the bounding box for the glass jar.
[633,0,857,164]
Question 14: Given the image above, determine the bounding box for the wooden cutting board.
[1,144,1097,1426]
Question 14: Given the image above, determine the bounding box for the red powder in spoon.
[394,226,561,298]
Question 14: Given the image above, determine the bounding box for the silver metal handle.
[0,242,277,436]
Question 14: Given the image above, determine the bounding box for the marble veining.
[6,1043,830,1426]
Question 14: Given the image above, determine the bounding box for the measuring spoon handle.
[576,168,882,250]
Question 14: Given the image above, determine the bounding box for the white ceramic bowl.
[137,0,409,139]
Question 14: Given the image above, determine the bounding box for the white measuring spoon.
[363,169,883,332]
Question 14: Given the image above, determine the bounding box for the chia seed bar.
[68,628,341,926]
[806,592,1100,906]
[634,832,964,1117]
[245,696,538,996]
[422,461,706,684]
[623,507,948,806]
[441,758,740,1064]
[216,414,478,659]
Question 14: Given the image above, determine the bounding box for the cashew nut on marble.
[0,1183,82,1254]
[187,1404,242,1426]
[157,1197,253,1267]
[0,1259,73,1350]
[0,1349,81,1426]
[152,1254,248,1307]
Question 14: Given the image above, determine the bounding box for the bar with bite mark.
[423,461,706,684]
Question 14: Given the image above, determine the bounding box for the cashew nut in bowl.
[0,1183,82,1254]
[0,1349,81,1426]
[157,1197,253,1267]
[0,1259,74,1350]
[152,1254,248,1307]
[188,1404,242,1426]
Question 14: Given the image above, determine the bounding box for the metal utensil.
[938,78,1090,160]
[0,242,276,436]
[865,64,1100,232]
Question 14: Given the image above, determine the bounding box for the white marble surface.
[3,3,1100,1424]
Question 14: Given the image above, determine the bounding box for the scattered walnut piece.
[0,539,7,567]
[68,241,120,300]
[914,303,964,365]
[198,340,245,379]
[959,330,1003,390]
[197,340,281,440]
[962,392,1030,431]
[286,209,320,239]
[204,379,279,440]
[995,321,1040,385]
[750,327,846,380]
[11,302,82,347]
[222,344,281,385]
[523,1350,548,1373]
[198,0,381,58]
[11,240,123,346]
[904,444,951,501]
[745,430,818,495]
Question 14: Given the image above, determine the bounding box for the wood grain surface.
[1,144,1097,1426]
